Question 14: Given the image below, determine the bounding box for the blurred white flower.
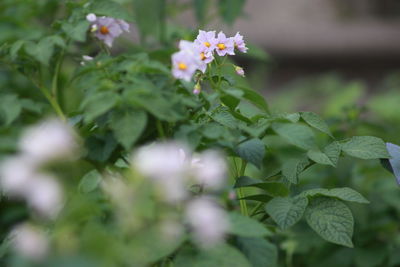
[132,143,191,202]
[26,175,64,220]
[191,150,227,190]
[10,224,49,261]
[0,156,37,197]
[19,119,78,163]
[132,142,189,180]
[86,13,97,22]
[186,197,229,247]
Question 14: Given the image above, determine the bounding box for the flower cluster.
[86,13,130,48]
[172,30,248,83]
[131,142,229,247]
[0,119,78,220]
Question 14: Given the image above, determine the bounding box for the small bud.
[90,24,98,33]
[234,65,245,77]
[193,82,201,95]
[86,13,97,22]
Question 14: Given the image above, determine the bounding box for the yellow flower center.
[200,52,206,61]
[178,63,187,70]
[204,42,211,48]
[217,43,226,50]
[100,26,109,35]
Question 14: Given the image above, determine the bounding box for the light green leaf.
[82,91,119,123]
[282,157,310,184]
[237,86,270,113]
[272,122,315,150]
[110,110,147,150]
[228,212,271,237]
[237,237,278,267]
[301,111,332,137]
[307,141,341,167]
[235,138,265,168]
[0,94,22,126]
[265,196,308,230]
[26,36,65,66]
[305,197,354,247]
[341,136,390,159]
[211,109,238,129]
[62,20,90,42]
[79,170,102,193]
[301,187,369,204]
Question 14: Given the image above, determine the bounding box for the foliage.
[0,1,397,267]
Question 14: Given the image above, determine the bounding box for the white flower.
[86,13,97,22]
[0,156,37,197]
[26,175,64,220]
[19,119,77,163]
[191,150,227,190]
[10,224,49,261]
[132,143,188,180]
[132,143,190,202]
[186,197,229,247]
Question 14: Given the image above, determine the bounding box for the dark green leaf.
[235,138,265,168]
[110,110,147,150]
[237,237,278,267]
[301,187,369,204]
[301,111,332,137]
[265,196,308,229]
[272,122,315,150]
[305,197,354,247]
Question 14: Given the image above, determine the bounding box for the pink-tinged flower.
[215,32,235,56]
[172,50,199,82]
[86,13,97,22]
[194,30,217,54]
[87,15,130,48]
[234,65,245,77]
[232,32,248,53]
[193,82,201,95]
[186,197,229,247]
[10,224,49,261]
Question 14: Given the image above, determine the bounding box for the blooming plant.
[0,0,398,266]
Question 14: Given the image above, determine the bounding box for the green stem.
[156,120,166,139]
[250,202,264,216]
[236,159,248,216]
[38,86,66,121]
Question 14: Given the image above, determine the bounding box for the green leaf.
[235,138,265,168]
[110,110,147,150]
[62,20,90,42]
[90,0,133,21]
[25,36,65,66]
[301,187,369,204]
[218,0,245,25]
[211,108,238,129]
[81,91,119,123]
[282,157,310,184]
[341,136,390,159]
[301,111,332,137]
[175,244,251,267]
[307,141,341,167]
[237,237,278,267]
[272,122,315,150]
[0,94,22,126]
[237,86,270,113]
[265,196,308,230]
[240,194,272,202]
[305,197,354,247]
[234,177,289,197]
[228,212,271,237]
[79,170,102,193]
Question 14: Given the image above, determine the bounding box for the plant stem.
[38,86,66,121]
[156,120,166,139]
[236,159,248,216]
